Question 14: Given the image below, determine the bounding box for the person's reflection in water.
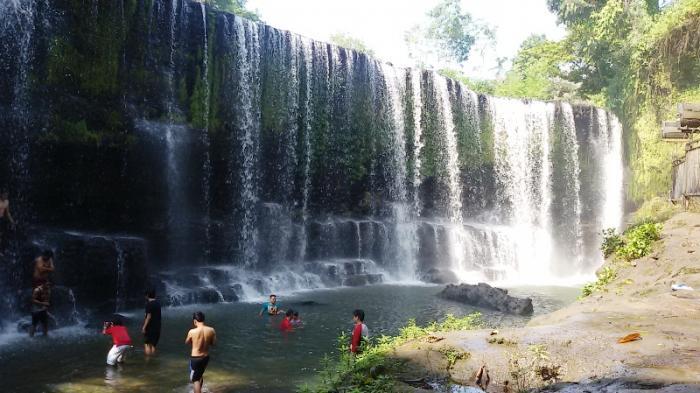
[104,364,123,387]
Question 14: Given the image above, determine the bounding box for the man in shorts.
[29,281,51,337]
[141,289,162,356]
[102,317,132,366]
[186,311,216,393]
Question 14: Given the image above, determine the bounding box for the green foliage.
[581,266,617,297]
[425,0,494,64]
[543,0,700,203]
[406,0,494,66]
[438,68,497,94]
[494,35,579,100]
[301,314,480,393]
[632,196,680,225]
[329,33,375,57]
[203,0,260,21]
[617,222,662,261]
[601,228,624,258]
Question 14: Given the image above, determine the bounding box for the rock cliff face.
[0,0,623,324]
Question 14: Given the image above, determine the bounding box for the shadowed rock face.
[438,282,534,315]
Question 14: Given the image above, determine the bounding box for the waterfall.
[489,97,556,278]
[410,70,424,214]
[383,64,418,280]
[0,1,628,311]
[114,241,126,312]
[298,39,314,262]
[232,17,261,267]
[600,109,624,231]
[0,0,42,219]
[200,2,212,259]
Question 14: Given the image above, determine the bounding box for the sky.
[246,0,566,80]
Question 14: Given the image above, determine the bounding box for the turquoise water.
[0,284,578,392]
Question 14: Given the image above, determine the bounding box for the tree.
[204,0,261,21]
[329,33,375,57]
[406,0,494,67]
[495,35,579,100]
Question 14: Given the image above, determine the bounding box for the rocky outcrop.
[438,283,534,315]
[420,268,459,284]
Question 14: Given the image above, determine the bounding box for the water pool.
[0,284,578,392]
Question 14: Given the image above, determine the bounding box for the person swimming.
[280,309,294,331]
[258,294,285,316]
[291,311,303,327]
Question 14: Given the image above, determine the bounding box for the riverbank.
[367,212,700,392]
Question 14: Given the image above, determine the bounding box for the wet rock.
[421,268,459,284]
[438,283,534,315]
[343,273,383,287]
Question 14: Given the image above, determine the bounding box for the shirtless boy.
[186,311,216,393]
[33,250,55,288]
[29,282,51,337]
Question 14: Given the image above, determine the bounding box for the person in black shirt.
[141,289,162,355]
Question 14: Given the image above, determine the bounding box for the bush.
[600,228,624,258]
[581,266,617,297]
[616,223,662,261]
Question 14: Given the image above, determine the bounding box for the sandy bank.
[390,212,700,392]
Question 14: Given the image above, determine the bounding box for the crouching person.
[103,318,132,366]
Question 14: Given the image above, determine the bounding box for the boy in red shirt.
[280,309,294,331]
[102,318,132,366]
[350,309,368,354]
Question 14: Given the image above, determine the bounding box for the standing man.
[33,250,55,288]
[141,289,162,356]
[29,281,51,337]
[0,189,16,253]
[186,311,216,393]
[258,294,284,316]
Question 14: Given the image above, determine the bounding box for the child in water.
[291,311,303,327]
[102,317,133,366]
[350,309,369,354]
[280,309,294,331]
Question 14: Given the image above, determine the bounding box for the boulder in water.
[343,273,383,287]
[421,268,459,284]
[438,283,534,316]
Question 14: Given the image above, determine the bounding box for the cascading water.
[0,1,626,314]
[232,17,261,267]
[599,109,624,231]
[199,2,213,258]
[489,97,556,279]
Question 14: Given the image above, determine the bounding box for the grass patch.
[298,313,481,393]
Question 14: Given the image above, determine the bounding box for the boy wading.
[186,311,216,393]
[103,319,132,366]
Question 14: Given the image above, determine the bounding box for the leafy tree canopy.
[406,0,494,67]
[204,0,261,21]
[329,33,375,57]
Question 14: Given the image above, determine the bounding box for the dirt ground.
[389,212,700,392]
